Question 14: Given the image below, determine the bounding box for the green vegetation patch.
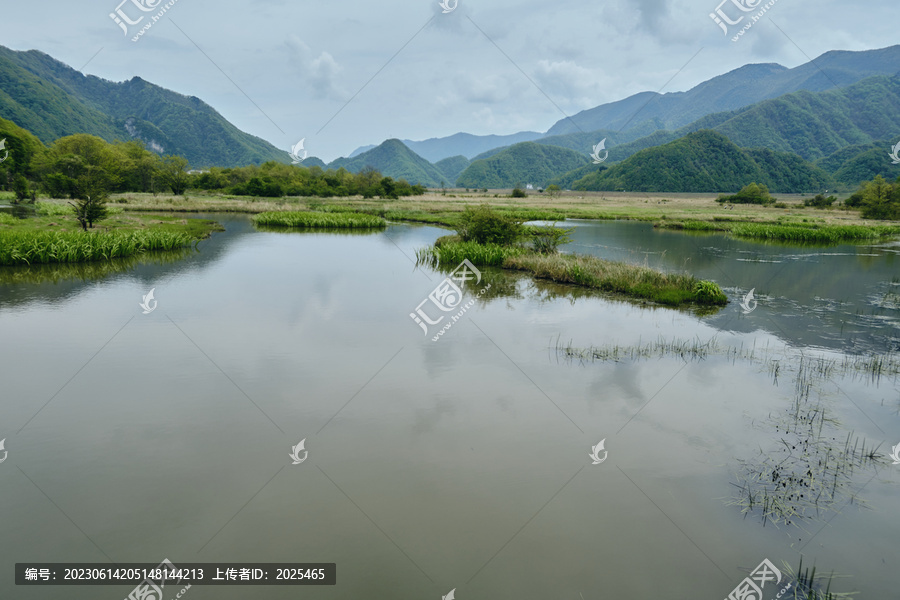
[0,229,195,265]
[416,241,525,267]
[504,253,727,306]
[729,223,900,243]
[252,211,387,228]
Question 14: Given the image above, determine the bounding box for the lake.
[1,214,898,599]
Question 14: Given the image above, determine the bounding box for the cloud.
[532,59,599,109]
[285,35,346,101]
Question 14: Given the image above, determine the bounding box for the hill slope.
[546,45,900,137]
[328,139,447,187]
[0,45,288,167]
[568,130,833,193]
[456,142,590,188]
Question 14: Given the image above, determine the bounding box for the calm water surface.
[1,215,898,599]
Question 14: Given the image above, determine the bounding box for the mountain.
[677,75,900,162]
[456,142,590,189]
[816,142,900,185]
[434,155,470,184]
[545,45,900,137]
[327,139,447,187]
[0,45,288,168]
[566,130,833,193]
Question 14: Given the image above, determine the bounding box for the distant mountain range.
[369,45,900,163]
[3,42,900,193]
[0,45,289,167]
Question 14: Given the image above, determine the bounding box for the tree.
[12,174,32,203]
[68,166,111,231]
[546,184,562,199]
[156,155,190,195]
[859,175,900,220]
[511,183,527,198]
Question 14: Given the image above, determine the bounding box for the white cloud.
[285,36,346,101]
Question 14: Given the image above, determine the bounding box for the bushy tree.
[716,182,774,205]
[858,175,900,220]
[68,166,110,230]
[803,194,837,208]
[545,184,562,199]
[156,155,190,195]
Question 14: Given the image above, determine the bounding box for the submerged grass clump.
[0,230,196,265]
[252,210,386,228]
[555,336,893,532]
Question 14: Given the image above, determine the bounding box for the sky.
[1,0,898,162]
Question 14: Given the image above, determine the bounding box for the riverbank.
[104,189,893,231]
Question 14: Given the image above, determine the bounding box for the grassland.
[0,201,220,266]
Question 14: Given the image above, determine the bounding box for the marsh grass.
[0,230,196,265]
[0,212,18,225]
[0,247,195,284]
[657,219,900,243]
[555,336,893,529]
[252,210,386,228]
[506,253,727,306]
[416,241,524,267]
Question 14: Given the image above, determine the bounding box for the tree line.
[0,130,426,206]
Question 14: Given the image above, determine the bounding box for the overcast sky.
[1,0,898,162]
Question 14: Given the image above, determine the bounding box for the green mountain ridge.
[327,139,447,187]
[456,142,590,189]
[567,130,834,193]
[0,45,289,168]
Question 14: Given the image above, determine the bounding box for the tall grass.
[506,253,727,306]
[252,211,386,228]
[0,230,195,265]
[730,223,900,243]
[35,201,72,216]
[0,212,18,225]
[416,241,524,267]
[656,220,900,243]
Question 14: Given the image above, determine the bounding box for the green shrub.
[456,204,524,245]
[716,183,774,205]
[525,224,573,254]
[803,194,837,208]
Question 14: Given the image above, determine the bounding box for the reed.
[506,253,727,306]
[252,210,386,228]
[0,230,195,265]
[416,241,524,267]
